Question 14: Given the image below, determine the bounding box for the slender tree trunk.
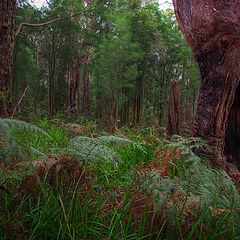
[33,41,41,113]
[0,0,16,117]
[122,88,130,126]
[101,96,106,128]
[81,0,92,116]
[108,90,118,133]
[48,33,56,117]
[158,69,165,126]
[173,0,240,174]
[133,61,147,125]
[167,80,181,136]
[96,72,101,122]
[82,67,91,114]
[68,56,81,114]
[133,79,143,125]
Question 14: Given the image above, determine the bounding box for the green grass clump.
[0,118,69,163]
[17,119,69,157]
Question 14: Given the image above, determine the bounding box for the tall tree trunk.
[108,90,118,133]
[121,88,130,126]
[80,49,91,115]
[133,76,144,125]
[0,0,16,117]
[167,80,181,136]
[48,33,56,117]
[81,0,92,116]
[133,61,147,125]
[68,50,91,115]
[173,0,240,174]
[68,56,81,115]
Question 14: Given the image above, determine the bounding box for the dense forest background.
[13,0,200,132]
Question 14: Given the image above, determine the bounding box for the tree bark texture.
[48,33,56,117]
[68,56,81,114]
[0,0,16,117]
[81,0,92,116]
[80,47,91,115]
[68,54,91,114]
[133,65,146,125]
[167,80,181,136]
[173,0,240,173]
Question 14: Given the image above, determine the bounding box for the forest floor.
[1,118,240,239]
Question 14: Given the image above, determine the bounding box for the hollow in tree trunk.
[167,80,181,136]
[0,0,16,117]
[173,0,240,175]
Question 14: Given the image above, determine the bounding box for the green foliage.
[1,121,240,239]
[2,0,230,238]
[13,0,200,128]
[139,137,240,239]
[0,120,157,239]
[0,118,69,163]
[0,118,47,162]
[54,135,147,167]
[20,119,69,155]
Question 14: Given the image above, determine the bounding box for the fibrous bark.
[173,0,240,173]
[0,0,16,117]
[68,55,90,114]
[167,80,181,136]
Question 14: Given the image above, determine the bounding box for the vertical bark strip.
[173,0,240,173]
[167,80,181,136]
[68,54,91,114]
[0,0,16,117]
[48,33,56,117]
[82,71,90,111]
[82,45,91,115]
[81,0,92,116]
[68,56,81,114]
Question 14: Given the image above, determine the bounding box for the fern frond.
[68,136,121,164]
[137,136,240,232]
[0,118,47,162]
[56,135,147,165]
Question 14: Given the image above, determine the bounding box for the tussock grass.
[1,119,240,239]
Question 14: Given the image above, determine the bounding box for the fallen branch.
[11,86,30,118]
[15,10,91,37]
[15,17,62,36]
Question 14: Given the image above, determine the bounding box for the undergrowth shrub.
[0,118,69,165]
[52,135,148,168]
[1,122,156,239]
[2,121,240,239]
[0,118,48,163]
[134,136,240,239]
[18,119,69,157]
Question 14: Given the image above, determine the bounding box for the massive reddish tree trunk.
[0,0,16,117]
[173,0,240,174]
